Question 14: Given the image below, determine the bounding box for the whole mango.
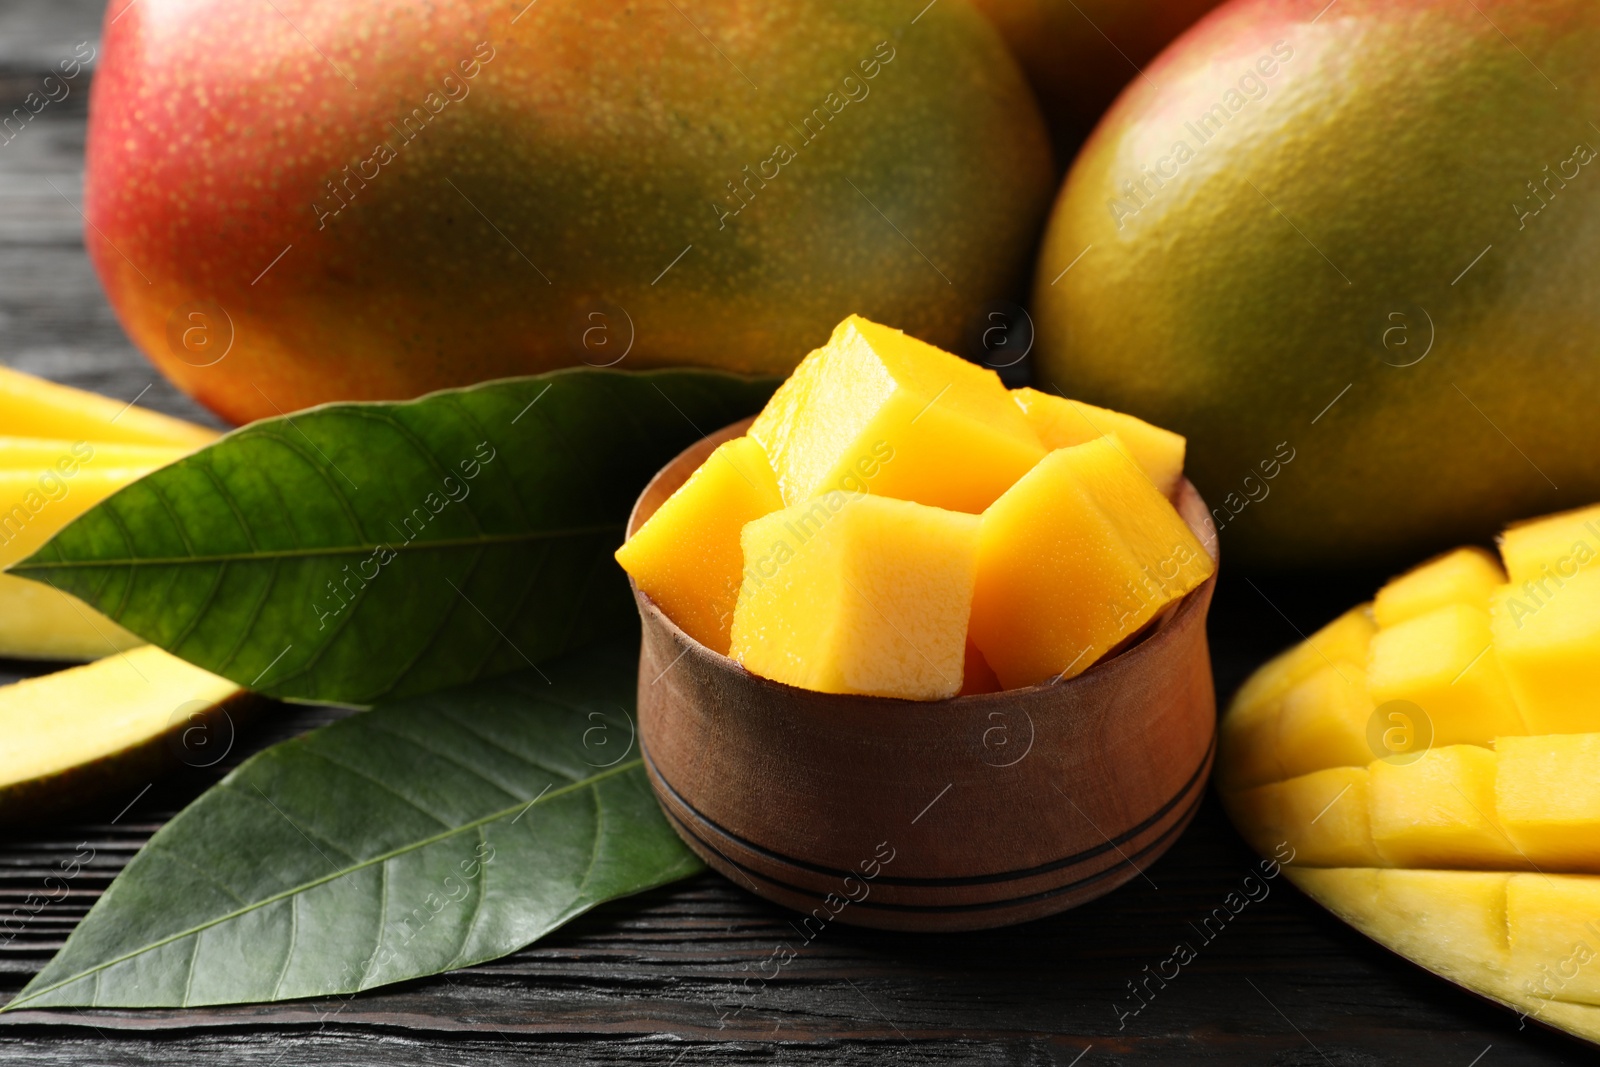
[1033,0,1600,567]
[86,0,1052,424]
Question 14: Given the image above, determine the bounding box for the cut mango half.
[0,645,254,822]
[0,367,219,660]
[1220,505,1600,1046]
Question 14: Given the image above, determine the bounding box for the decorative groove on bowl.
[630,418,1220,931]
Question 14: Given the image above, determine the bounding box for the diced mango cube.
[1367,603,1526,746]
[729,494,979,700]
[748,315,1045,514]
[1276,662,1374,779]
[615,436,782,654]
[1490,576,1600,735]
[1218,698,1287,792]
[1507,875,1600,1005]
[1369,745,1524,868]
[1496,734,1600,870]
[969,436,1213,689]
[1226,766,1382,867]
[1498,503,1600,585]
[1231,605,1376,715]
[1374,546,1505,627]
[1010,387,1186,497]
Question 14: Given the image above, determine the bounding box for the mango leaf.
[4,640,701,1010]
[10,369,774,705]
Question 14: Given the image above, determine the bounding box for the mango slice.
[0,645,250,821]
[1489,576,1600,735]
[1373,546,1505,627]
[616,436,781,655]
[1495,734,1600,870]
[0,436,187,471]
[1367,603,1526,745]
[1369,746,1524,868]
[1010,386,1186,497]
[729,494,979,700]
[968,435,1213,689]
[0,365,218,449]
[0,575,144,661]
[1,464,168,661]
[748,315,1044,514]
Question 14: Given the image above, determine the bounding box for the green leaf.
[10,368,774,705]
[4,640,701,1010]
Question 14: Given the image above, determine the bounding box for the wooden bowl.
[627,418,1219,932]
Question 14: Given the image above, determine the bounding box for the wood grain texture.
[630,420,1217,930]
[0,1,1593,1060]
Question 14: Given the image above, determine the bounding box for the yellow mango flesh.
[1226,766,1381,867]
[0,437,186,471]
[0,467,159,567]
[615,436,781,655]
[1490,575,1600,735]
[0,575,143,661]
[1230,604,1375,715]
[0,371,214,661]
[1496,734,1600,870]
[1506,876,1600,1005]
[1275,662,1373,781]
[1498,503,1600,585]
[1217,698,1286,792]
[968,435,1213,689]
[1291,869,1515,996]
[0,645,241,796]
[1369,746,1524,869]
[1367,603,1526,745]
[1373,546,1505,627]
[1222,516,1600,1046]
[0,365,219,449]
[730,494,979,700]
[1010,386,1186,498]
[0,465,165,661]
[748,315,1045,514]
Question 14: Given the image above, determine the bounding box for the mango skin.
[1032,0,1600,568]
[85,0,1053,425]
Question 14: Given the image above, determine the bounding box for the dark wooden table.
[0,3,1593,1062]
